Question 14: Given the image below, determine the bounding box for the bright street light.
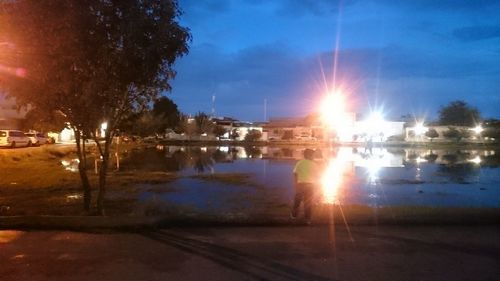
[414,122,427,135]
[471,125,483,135]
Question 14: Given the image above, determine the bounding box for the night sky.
[169,0,500,122]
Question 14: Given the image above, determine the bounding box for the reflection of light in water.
[218,146,229,153]
[416,157,427,164]
[321,149,351,204]
[201,147,207,152]
[61,158,79,172]
[366,160,381,183]
[321,159,342,204]
[236,148,247,158]
[66,194,81,200]
[468,156,481,164]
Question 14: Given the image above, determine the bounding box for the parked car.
[25,132,49,146]
[0,129,31,148]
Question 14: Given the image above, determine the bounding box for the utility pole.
[211,94,216,117]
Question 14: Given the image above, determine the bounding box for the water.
[122,145,500,212]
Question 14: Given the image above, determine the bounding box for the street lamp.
[414,122,428,135]
[472,125,483,135]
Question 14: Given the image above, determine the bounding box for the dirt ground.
[1,225,499,281]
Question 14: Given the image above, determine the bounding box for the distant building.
[263,116,323,141]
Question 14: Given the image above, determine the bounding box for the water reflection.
[321,149,351,204]
[112,145,500,209]
[118,145,264,174]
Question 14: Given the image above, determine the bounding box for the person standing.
[291,148,318,224]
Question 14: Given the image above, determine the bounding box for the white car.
[0,130,31,148]
[25,132,49,146]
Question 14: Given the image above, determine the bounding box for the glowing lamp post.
[100,122,108,137]
[472,125,483,135]
[414,122,427,135]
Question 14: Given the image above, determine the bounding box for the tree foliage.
[425,128,439,141]
[0,0,190,214]
[438,100,481,126]
[213,125,227,138]
[21,108,67,133]
[152,96,181,132]
[244,129,262,142]
[194,112,213,134]
[442,127,471,142]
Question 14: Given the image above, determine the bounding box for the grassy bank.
[0,144,178,216]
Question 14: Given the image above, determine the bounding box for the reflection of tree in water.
[244,146,262,158]
[212,148,231,163]
[441,150,469,165]
[437,163,480,183]
[482,154,500,168]
[187,147,215,173]
[170,150,189,171]
[424,152,438,163]
[436,150,479,183]
[282,148,293,157]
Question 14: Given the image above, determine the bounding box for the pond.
[116,145,500,217]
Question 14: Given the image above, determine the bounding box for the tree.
[0,0,190,214]
[438,100,481,126]
[213,125,227,139]
[194,112,213,135]
[244,129,262,142]
[152,96,181,133]
[230,128,239,140]
[21,108,67,133]
[425,128,439,142]
[443,127,471,142]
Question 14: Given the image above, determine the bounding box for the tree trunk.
[75,130,92,213]
[96,135,111,215]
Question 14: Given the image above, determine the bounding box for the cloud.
[453,25,500,42]
[170,43,320,119]
[169,42,500,120]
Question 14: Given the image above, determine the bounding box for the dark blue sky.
[169,0,500,122]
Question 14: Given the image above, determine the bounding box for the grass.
[0,144,178,216]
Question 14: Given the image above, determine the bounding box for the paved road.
[1,225,500,280]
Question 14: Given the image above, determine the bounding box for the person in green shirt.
[291,148,319,224]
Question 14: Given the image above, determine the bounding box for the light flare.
[414,122,428,135]
[471,125,483,135]
[321,149,350,204]
[468,156,481,164]
[320,91,354,141]
[0,64,27,78]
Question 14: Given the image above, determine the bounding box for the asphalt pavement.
[1,224,500,281]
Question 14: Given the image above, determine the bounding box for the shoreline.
[156,139,500,149]
[2,205,500,231]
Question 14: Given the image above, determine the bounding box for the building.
[263,116,323,141]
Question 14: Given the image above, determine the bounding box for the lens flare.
[321,149,351,204]
[0,64,27,78]
[320,91,354,141]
